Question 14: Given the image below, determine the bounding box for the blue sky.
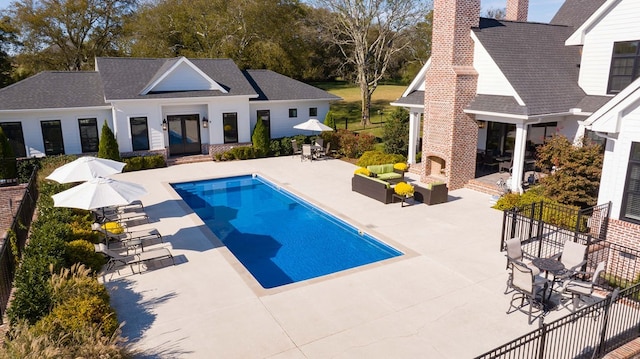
[0,0,564,23]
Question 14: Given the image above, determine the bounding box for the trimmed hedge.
[123,154,166,172]
[356,150,406,167]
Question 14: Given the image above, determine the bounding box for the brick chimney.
[422,0,480,190]
[506,0,529,22]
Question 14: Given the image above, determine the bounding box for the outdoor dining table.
[532,257,566,304]
[310,145,323,159]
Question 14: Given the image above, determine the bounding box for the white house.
[392,0,640,244]
[0,57,340,158]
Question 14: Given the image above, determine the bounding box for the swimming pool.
[172,175,402,288]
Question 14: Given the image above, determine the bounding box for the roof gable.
[473,18,585,116]
[585,76,640,133]
[96,57,256,100]
[565,0,619,45]
[551,0,607,28]
[140,57,227,95]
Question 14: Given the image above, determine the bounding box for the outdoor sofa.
[366,164,404,183]
[352,173,395,204]
[413,182,449,205]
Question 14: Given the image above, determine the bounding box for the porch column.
[408,111,420,164]
[511,122,528,193]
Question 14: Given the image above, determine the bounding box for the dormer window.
[608,40,640,94]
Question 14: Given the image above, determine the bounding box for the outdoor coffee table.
[392,193,413,207]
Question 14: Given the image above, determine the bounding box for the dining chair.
[314,138,324,148]
[499,157,513,173]
[291,139,302,158]
[301,144,313,162]
[558,261,606,311]
[505,237,539,293]
[506,260,549,324]
[552,241,587,281]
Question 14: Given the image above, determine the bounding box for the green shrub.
[251,119,270,157]
[143,154,166,169]
[356,150,406,167]
[324,110,336,129]
[382,107,410,156]
[65,240,105,273]
[7,255,55,325]
[338,130,359,158]
[97,122,120,161]
[16,157,41,183]
[123,156,143,171]
[279,137,293,156]
[214,153,224,161]
[269,139,282,156]
[356,133,377,157]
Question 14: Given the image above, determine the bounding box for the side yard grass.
[313,81,406,138]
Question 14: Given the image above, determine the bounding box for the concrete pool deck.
[103,156,570,358]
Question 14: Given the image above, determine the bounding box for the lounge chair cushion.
[102,222,124,234]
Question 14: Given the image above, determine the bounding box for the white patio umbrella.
[293,119,334,133]
[52,177,147,211]
[46,156,126,183]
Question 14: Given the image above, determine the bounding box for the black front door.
[167,114,201,156]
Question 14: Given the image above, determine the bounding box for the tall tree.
[311,0,431,125]
[483,7,506,20]
[8,0,136,74]
[0,13,18,87]
[127,0,309,78]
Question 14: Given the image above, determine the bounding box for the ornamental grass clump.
[354,167,371,176]
[393,163,408,172]
[394,182,414,197]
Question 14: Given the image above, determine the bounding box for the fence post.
[536,202,545,258]
[595,289,619,358]
[538,322,548,359]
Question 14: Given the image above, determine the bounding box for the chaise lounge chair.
[94,243,174,274]
[92,222,163,253]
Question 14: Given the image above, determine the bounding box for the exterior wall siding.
[249,101,331,139]
[578,0,640,95]
[0,109,111,157]
[598,107,640,220]
[473,37,520,98]
[152,63,213,92]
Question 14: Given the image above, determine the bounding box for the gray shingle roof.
[0,72,107,110]
[393,90,424,106]
[96,57,258,100]
[473,18,585,116]
[576,95,612,113]
[467,95,528,115]
[551,0,606,28]
[243,70,340,101]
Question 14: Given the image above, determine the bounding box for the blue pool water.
[172,175,402,288]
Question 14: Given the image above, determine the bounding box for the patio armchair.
[291,139,302,158]
[558,261,606,311]
[301,144,313,162]
[499,158,513,173]
[506,260,550,325]
[504,237,540,293]
[314,138,324,148]
[551,241,588,281]
[94,243,174,274]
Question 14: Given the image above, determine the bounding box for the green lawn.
[314,81,406,138]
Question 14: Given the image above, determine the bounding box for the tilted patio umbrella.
[45,156,126,183]
[52,177,147,211]
[293,119,334,133]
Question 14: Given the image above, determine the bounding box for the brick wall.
[606,218,640,249]
[506,0,529,22]
[0,185,27,241]
[422,0,480,190]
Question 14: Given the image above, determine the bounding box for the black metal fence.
[475,283,640,359]
[501,202,611,262]
[0,168,38,324]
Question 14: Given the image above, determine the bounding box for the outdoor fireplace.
[428,156,446,177]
